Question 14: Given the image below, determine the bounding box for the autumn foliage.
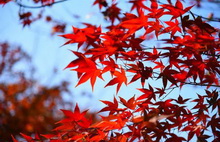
[1,0,220,142]
[0,42,71,141]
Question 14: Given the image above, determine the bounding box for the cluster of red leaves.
[15,89,219,141]
[17,11,67,33]
[17,11,66,33]
[60,1,219,92]
[2,0,67,32]
[7,0,220,141]
[19,12,36,27]
[0,0,11,5]
[45,16,66,34]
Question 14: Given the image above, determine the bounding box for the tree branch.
[183,82,220,87]
[152,72,220,88]
[15,0,69,9]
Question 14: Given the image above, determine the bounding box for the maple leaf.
[201,73,219,87]
[163,19,182,37]
[56,104,92,131]
[144,47,160,61]
[180,14,194,32]
[119,95,136,110]
[128,62,153,87]
[173,70,188,86]
[161,0,194,19]
[158,65,179,88]
[60,26,86,47]
[102,3,121,23]
[153,60,165,72]
[60,24,101,49]
[155,87,166,98]
[101,57,119,75]
[205,90,219,112]
[129,0,147,11]
[150,0,158,10]
[147,7,167,19]
[120,11,148,38]
[194,16,216,34]
[52,24,66,34]
[129,0,149,15]
[174,95,190,104]
[89,129,107,141]
[145,20,164,38]
[65,50,103,90]
[93,0,108,9]
[137,85,155,101]
[197,134,212,142]
[93,112,128,131]
[19,12,33,27]
[87,44,118,59]
[59,104,84,121]
[105,68,127,94]
[146,0,170,20]
[99,97,121,114]
[121,13,138,21]
[207,114,220,136]
[127,35,144,51]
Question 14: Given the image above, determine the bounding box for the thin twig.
[160,87,175,100]
[15,0,69,9]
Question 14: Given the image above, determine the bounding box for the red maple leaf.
[129,0,149,14]
[65,51,103,90]
[105,68,127,94]
[57,104,92,129]
[161,0,194,19]
[119,95,136,110]
[163,19,182,37]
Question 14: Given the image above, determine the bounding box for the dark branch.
[141,47,220,58]
[190,12,220,23]
[152,72,220,88]
[183,82,220,87]
[15,0,69,9]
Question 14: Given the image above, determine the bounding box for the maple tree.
[1,0,220,142]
